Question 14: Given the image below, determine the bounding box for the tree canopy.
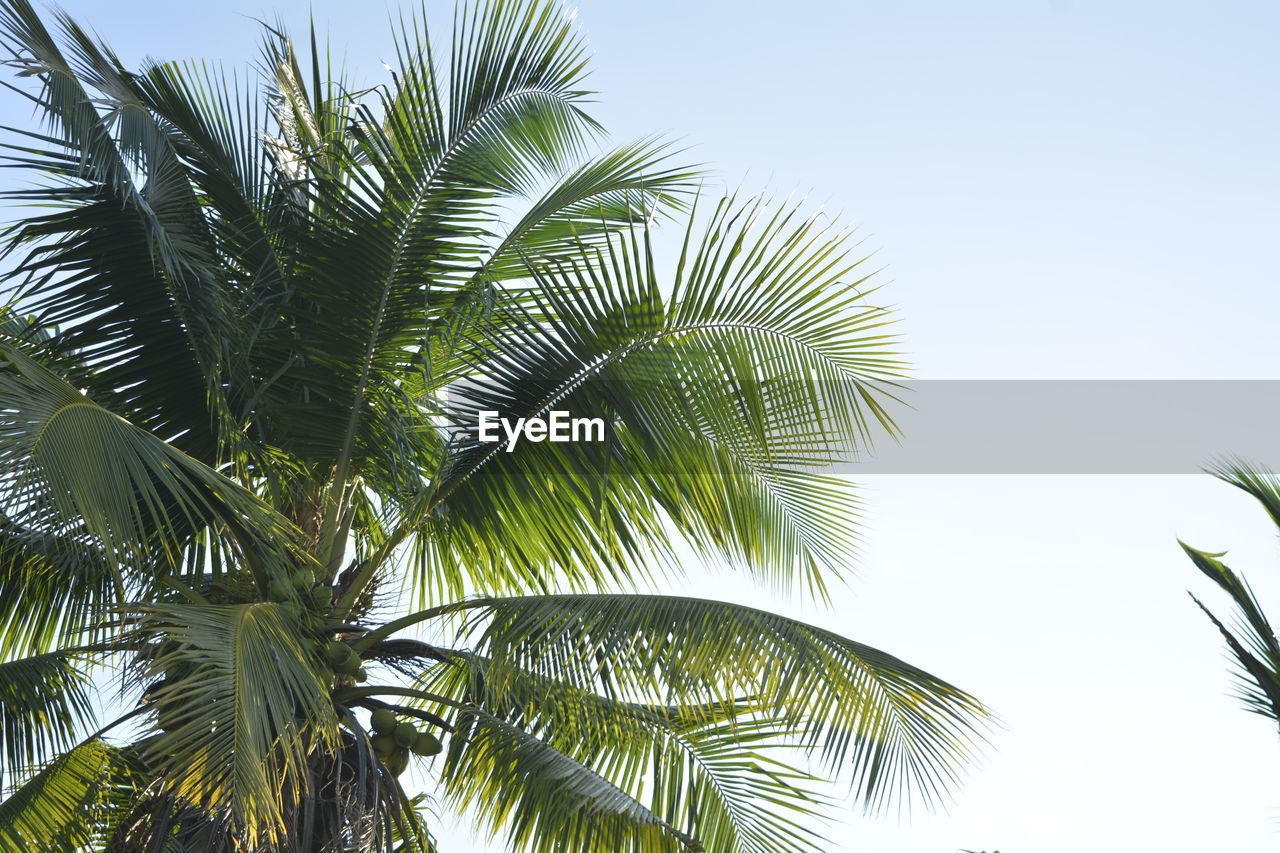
[0,1,990,850]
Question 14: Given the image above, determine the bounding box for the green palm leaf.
[357,591,986,849]
[0,652,92,789]
[1184,461,1280,726]
[0,739,120,849]
[0,342,305,583]
[423,653,827,853]
[0,0,232,459]
[412,197,897,602]
[0,1,991,848]
[0,515,114,657]
[452,594,987,814]
[125,602,339,843]
[444,708,700,853]
[474,138,698,284]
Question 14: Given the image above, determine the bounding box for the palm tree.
[0,0,989,850]
[1183,462,1280,736]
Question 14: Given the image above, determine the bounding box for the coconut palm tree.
[1183,462,1280,736]
[0,0,989,850]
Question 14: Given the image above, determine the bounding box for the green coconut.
[309,585,332,609]
[370,709,397,733]
[290,569,313,591]
[335,653,363,676]
[393,722,418,749]
[352,665,368,683]
[267,579,292,601]
[385,749,410,776]
[410,731,442,757]
[371,733,397,759]
[325,641,354,668]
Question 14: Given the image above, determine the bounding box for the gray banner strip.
[843,380,1280,474]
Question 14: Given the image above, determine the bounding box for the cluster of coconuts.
[369,707,441,776]
[267,567,333,612]
[325,640,367,685]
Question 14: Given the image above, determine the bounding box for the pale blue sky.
[4,1,1280,851]
[27,0,1280,380]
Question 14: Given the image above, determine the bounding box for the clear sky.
[5,1,1280,850]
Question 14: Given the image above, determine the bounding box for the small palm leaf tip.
[1185,461,1280,732]
[0,0,988,849]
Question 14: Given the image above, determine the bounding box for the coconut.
[371,733,397,759]
[393,722,418,748]
[325,641,354,668]
[410,731,442,757]
[267,579,292,601]
[335,653,363,675]
[385,749,410,776]
[370,708,397,733]
[352,665,368,683]
[309,585,331,609]
[290,569,313,591]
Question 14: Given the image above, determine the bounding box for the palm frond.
[416,194,899,602]
[0,343,306,583]
[424,652,828,853]
[463,594,986,812]
[1183,461,1280,726]
[0,0,231,459]
[0,739,120,849]
[474,138,699,284]
[442,0,598,192]
[1210,458,1280,529]
[0,513,114,657]
[125,602,339,843]
[0,2,991,849]
[0,652,93,789]
[442,708,700,853]
[389,593,989,816]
